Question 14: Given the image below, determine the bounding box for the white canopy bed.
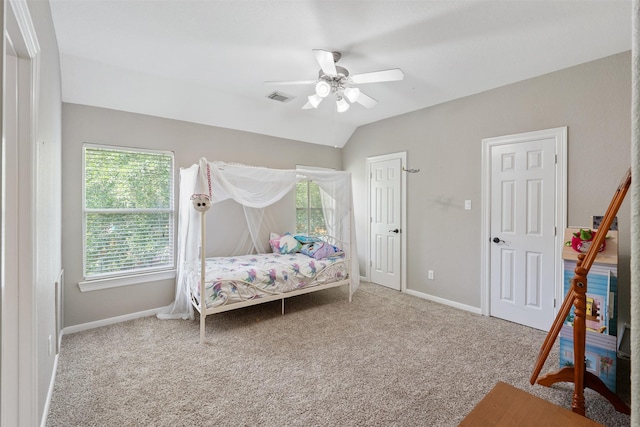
[158,158,359,343]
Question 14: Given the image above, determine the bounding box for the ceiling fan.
[266,49,404,113]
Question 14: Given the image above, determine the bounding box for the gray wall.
[61,104,343,326]
[343,52,632,324]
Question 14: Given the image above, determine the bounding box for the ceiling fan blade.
[313,49,337,76]
[350,68,404,84]
[302,101,314,109]
[356,92,378,108]
[265,79,316,86]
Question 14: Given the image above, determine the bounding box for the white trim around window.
[82,143,176,286]
[78,269,176,292]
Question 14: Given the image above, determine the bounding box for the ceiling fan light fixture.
[344,87,360,103]
[315,80,331,98]
[336,96,350,113]
[307,94,323,108]
[270,50,400,113]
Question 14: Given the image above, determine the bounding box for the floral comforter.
[188,253,348,309]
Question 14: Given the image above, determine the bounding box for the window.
[296,180,327,236]
[83,145,174,280]
[296,166,332,236]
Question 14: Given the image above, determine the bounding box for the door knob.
[389,228,400,234]
[492,237,505,244]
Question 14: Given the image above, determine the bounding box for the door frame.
[480,127,567,322]
[366,151,407,291]
[2,1,40,425]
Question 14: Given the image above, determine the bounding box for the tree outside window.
[83,145,174,279]
[296,180,327,236]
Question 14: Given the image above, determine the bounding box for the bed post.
[193,161,213,344]
[348,236,352,302]
[200,209,207,344]
[192,197,211,344]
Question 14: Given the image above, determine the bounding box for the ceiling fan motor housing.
[317,65,350,94]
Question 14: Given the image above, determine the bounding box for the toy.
[191,194,211,212]
[568,228,605,253]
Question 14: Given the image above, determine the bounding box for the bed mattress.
[189,252,348,309]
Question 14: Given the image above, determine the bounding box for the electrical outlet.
[464,200,472,210]
[428,270,434,280]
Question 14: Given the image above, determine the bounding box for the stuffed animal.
[191,194,211,212]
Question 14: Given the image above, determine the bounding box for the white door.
[488,134,560,331]
[369,156,402,290]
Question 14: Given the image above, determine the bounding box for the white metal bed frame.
[193,207,352,344]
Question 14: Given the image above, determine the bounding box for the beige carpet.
[47,283,631,426]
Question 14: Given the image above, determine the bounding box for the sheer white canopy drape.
[158,158,359,320]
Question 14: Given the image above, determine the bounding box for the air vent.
[266,91,294,103]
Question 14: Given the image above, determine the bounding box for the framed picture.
[592,215,617,231]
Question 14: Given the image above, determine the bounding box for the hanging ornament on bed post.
[191,193,212,213]
[191,193,211,343]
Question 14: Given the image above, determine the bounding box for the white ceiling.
[49,0,632,148]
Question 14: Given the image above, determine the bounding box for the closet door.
[489,135,558,330]
[369,156,402,290]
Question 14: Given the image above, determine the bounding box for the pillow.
[294,234,322,244]
[269,233,302,254]
[269,232,280,253]
[300,241,344,259]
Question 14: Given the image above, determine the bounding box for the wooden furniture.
[530,168,631,416]
[559,228,619,393]
[459,382,603,427]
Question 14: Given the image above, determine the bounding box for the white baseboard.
[40,352,59,427]
[404,288,482,315]
[63,307,165,335]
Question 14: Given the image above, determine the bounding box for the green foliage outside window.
[84,146,174,278]
[296,180,327,236]
[85,149,172,209]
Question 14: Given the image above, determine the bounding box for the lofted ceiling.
[49,0,632,148]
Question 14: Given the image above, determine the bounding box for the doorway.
[481,128,567,331]
[367,152,407,291]
[2,1,40,425]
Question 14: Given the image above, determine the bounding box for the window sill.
[78,269,176,292]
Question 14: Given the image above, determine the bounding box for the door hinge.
[370,260,372,267]
[555,154,558,164]
[554,298,557,308]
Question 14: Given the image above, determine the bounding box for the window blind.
[83,145,174,278]
[296,179,328,236]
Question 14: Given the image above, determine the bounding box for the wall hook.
[402,167,421,173]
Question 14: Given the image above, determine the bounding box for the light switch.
[464,200,472,210]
